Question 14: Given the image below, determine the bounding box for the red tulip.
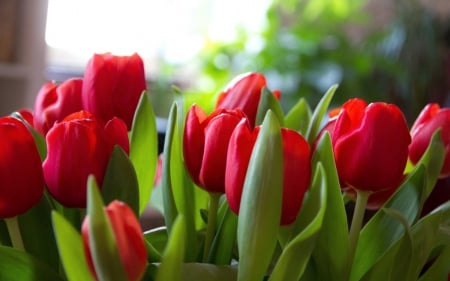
[183,105,247,193]
[409,103,450,177]
[0,117,44,218]
[329,98,411,192]
[82,200,147,281]
[82,53,147,130]
[43,111,129,208]
[34,78,83,135]
[225,120,311,225]
[216,72,281,127]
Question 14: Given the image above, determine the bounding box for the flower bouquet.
[0,52,449,281]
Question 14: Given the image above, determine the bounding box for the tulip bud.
[43,111,129,208]
[82,53,147,130]
[34,78,83,135]
[82,200,147,281]
[327,98,411,192]
[216,72,281,127]
[225,120,311,225]
[183,105,247,193]
[0,117,44,218]
[409,103,450,177]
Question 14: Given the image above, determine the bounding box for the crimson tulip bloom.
[0,117,44,218]
[216,72,281,127]
[82,53,147,130]
[34,78,83,135]
[329,98,411,192]
[225,120,311,225]
[183,105,247,193]
[82,200,147,281]
[43,111,129,208]
[409,103,450,177]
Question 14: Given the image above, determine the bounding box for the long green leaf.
[237,110,283,281]
[52,211,94,281]
[19,193,60,271]
[208,203,238,265]
[419,245,450,281]
[86,176,128,281]
[130,91,158,214]
[284,98,312,135]
[305,84,338,143]
[269,163,327,281]
[308,133,349,281]
[255,87,285,126]
[155,215,186,281]
[180,263,237,281]
[0,245,63,281]
[161,104,179,234]
[102,146,139,216]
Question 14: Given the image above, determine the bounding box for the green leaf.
[161,104,179,234]
[305,84,338,144]
[180,263,237,281]
[419,245,450,281]
[144,226,169,254]
[0,245,64,281]
[168,103,199,261]
[308,133,349,281]
[19,193,60,271]
[52,211,95,281]
[269,163,327,281]
[284,98,312,135]
[86,176,128,281]
[237,110,283,281]
[350,131,446,281]
[208,202,238,265]
[255,87,285,126]
[130,91,158,214]
[156,215,186,281]
[102,146,140,216]
[11,111,47,161]
[362,202,450,280]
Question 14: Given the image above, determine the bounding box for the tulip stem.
[203,192,220,262]
[5,216,25,251]
[347,189,369,278]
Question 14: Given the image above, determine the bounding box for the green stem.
[346,190,369,279]
[203,192,220,262]
[5,217,25,251]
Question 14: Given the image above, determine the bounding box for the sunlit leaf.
[86,177,128,281]
[52,211,94,281]
[284,98,312,135]
[155,215,186,281]
[130,91,158,214]
[237,110,283,281]
[0,245,63,281]
[305,84,338,144]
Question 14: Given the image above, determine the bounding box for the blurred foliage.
[179,0,450,123]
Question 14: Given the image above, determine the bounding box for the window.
[45,0,271,76]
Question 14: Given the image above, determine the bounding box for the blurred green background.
[150,0,450,124]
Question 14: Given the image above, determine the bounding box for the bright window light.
[45,0,271,73]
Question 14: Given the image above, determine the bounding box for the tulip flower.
[17,108,34,127]
[216,72,281,127]
[0,117,44,218]
[327,98,411,192]
[183,105,247,193]
[43,111,129,208]
[225,120,311,225]
[82,53,147,130]
[409,103,450,177]
[34,78,83,135]
[82,200,147,281]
